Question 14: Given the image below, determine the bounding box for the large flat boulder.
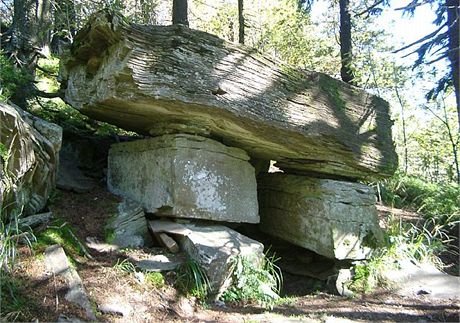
[108,134,259,223]
[149,220,264,296]
[258,174,383,260]
[60,10,397,180]
[0,102,62,216]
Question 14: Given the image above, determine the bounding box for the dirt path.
[6,186,459,322]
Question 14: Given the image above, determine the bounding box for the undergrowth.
[221,253,283,309]
[349,214,458,293]
[374,173,459,223]
[175,259,210,301]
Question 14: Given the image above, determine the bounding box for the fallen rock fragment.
[44,244,96,321]
[133,254,186,272]
[105,198,150,248]
[149,220,264,296]
[154,232,180,253]
[108,134,259,223]
[98,302,132,316]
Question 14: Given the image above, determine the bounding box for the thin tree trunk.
[339,0,355,85]
[36,0,52,55]
[446,0,459,132]
[394,85,409,174]
[238,0,244,44]
[441,97,460,184]
[172,0,188,26]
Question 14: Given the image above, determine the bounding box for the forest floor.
[5,185,460,323]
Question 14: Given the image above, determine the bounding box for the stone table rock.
[60,10,397,180]
[149,220,264,296]
[0,102,62,216]
[44,244,96,321]
[108,134,259,223]
[258,173,384,260]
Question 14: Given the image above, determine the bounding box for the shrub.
[221,253,282,309]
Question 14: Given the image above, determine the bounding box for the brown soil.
[4,185,459,322]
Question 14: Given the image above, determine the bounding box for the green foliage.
[376,173,460,223]
[349,214,457,293]
[0,52,30,102]
[113,258,137,274]
[0,142,8,162]
[175,259,210,300]
[0,272,36,322]
[33,219,85,260]
[145,272,165,288]
[221,253,282,309]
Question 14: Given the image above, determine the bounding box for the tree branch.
[393,23,447,53]
[355,0,385,17]
[34,89,63,99]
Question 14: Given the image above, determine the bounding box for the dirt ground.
[4,185,460,322]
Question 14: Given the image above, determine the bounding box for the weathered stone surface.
[57,158,97,193]
[0,102,62,216]
[44,244,96,321]
[258,174,383,260]
[133,254,186,272]
[108,134,259,223]
[155,232,180,253]
[105,198,150,248]
[60,10,397,180]
[149,220,264,296]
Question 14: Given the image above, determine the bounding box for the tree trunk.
[238,0,244,44]
[339,0,355,85]
[172,0,188,26]
[446,0,459,132]
[36,0,53,55]
[9,0,37,107]
[51,0,77,54]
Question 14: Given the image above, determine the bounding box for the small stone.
[44,245,96,321]
[154,232,179,253]
[105,198,150,248]
[134,254,186,272]
[98,303,132,316]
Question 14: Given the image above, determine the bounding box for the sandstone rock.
[105,198,150,248]
[44,244,96,321]
[258,174,383,260]
[149,220,264,296]
[57,158,96,193]
[133,254,186,272]
[0,102,62,216]
[108,134,259,223]
[154,232,180,253]
[60,10,397,180]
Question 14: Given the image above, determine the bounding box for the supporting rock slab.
[105,198,150,248]
[258,174,383,260]
[149,220,264,296]
[108,134,259,223]
[44,244,96,321]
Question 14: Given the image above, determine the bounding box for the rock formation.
[60,10,397,180]
[258,174,383,260]
[108,134,259,223]
[0,102,62,217]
